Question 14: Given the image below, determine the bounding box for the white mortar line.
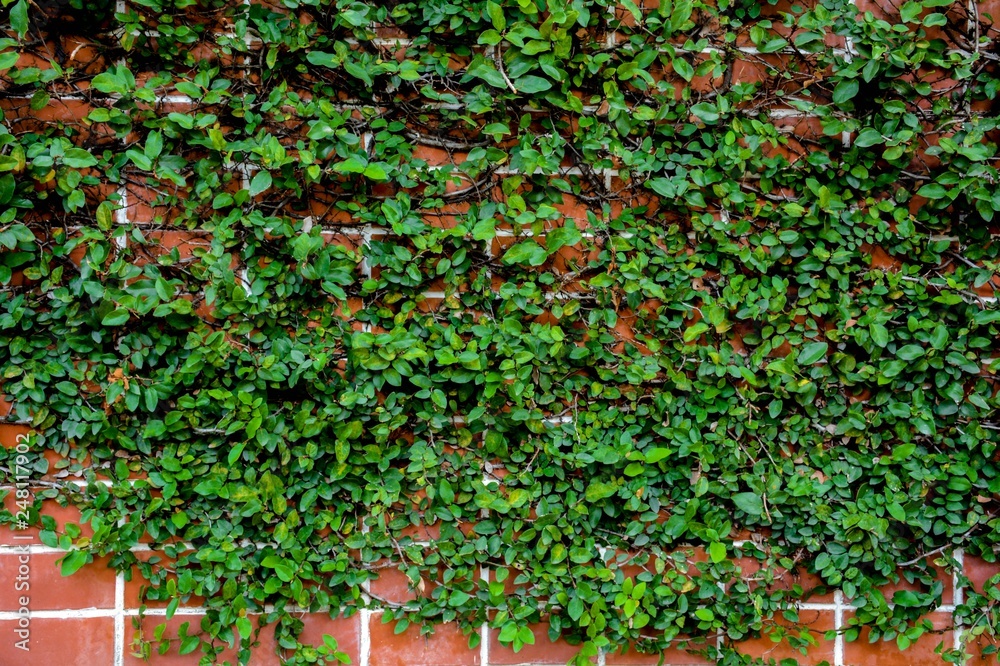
[123,606,207,616]
[0,608,117,619]
[480,564,490,666]
[114,565,125,666]
[954,548,964,654]
[0,544,71,554]
[113,513,127,666]
[360,511,371,666]
[834,590,844,666]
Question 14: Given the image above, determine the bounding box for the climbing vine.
[3,0,1000,663]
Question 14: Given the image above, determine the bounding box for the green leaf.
[306,51,339,68]
[439,479,455,505]
[709,542,727,563]
[0,51,17,71]
[929,325,949,350]
[585,482,617,502]
[854,128,883,148]
[102,308,131,326]
[502,240,548,266]
[486,1,506,30]
[516,75,552,94]
[896,344,924,361]
[733,492,764,517]
[145,131,164,160]
[870,323,889,347]
[916,183,947,199]
[672,57,694,81]
[690,102,719,124]
[832,79,859,104]
[546,222,582,253]
[60,550,90,576]
[974,310,1000,325]
[334,157,367,174]
[249,171,272,197]
[10,0,28,38]
[62,148,99,169]
[363,163,388,181]
[684,321,709,343]
[797,341,829,365]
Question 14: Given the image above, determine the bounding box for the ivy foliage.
[3,0,1000,663]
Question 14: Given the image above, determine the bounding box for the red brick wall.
[3,529,1000,664]
[3,0,1000,664]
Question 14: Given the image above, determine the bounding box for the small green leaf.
[62,148,99,169]
[684,321,709,343]
[585,482,617,502]
[672,57,694,81]
[10,0,28,38]
[916,183,947,199]
[145,131,164,160]
[249,171,272,197]
[870,323,889,347]
[102,308,131,326]
[733,492,764,517]
[797,341,829,365]
[60,550,90,576]
[516,75,552,94]
[503,240,548,266]
[887,502,907,522]
[363,163,388,181]
[690,102,719,124]
[832,79,859,104]
[485,0,506,30]
[896,344,924,361]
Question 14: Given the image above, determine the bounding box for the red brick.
[604,643,712,665]
[737,608,836,665]
[368,566,433,605]
[298,613,362,663]
[0,552,116,610]
[368,615,480,666]
[124,614,226,666]
[879,557,955,606]
[734,556,835,603]
[489,621,594,664]
[0,616,115,665]
[0,496,90,546]
[843,611,955,666]
[124,550,204,610]
[964,555,1000,596]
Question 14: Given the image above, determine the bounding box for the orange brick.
[964,555,1000,596]
[843,611,955,666]
[298,613,362,663]
[0,496,90,546]
[0,552,116,610]
[0,616,116,665]
[368,615,480,666]
[124,614,228,666]
[124,550,205,610]
[604,643,713,665]
[737,608,836,664]
[489,622,594,664]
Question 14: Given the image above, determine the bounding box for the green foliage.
[2,0,1000,664]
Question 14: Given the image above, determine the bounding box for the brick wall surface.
[2,542,1000,664]
[3,0,1000,663]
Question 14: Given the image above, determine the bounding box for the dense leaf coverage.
[3,0,1000,663]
